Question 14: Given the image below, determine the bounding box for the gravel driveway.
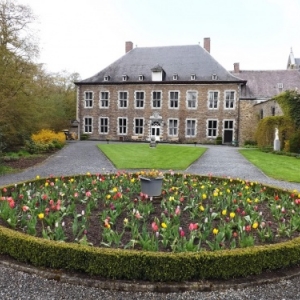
[0,141,300,300]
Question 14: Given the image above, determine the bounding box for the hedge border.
[0,174,300,282]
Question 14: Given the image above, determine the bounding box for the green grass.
[98,144,206,169]
[239,149,300,183]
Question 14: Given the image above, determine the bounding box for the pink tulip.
[9,199,15,208]
[151,222,159,232]
[175,206,181,216]
[189,223,198,231]
[22,205,29,212]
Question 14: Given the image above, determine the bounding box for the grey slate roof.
[295,58,300,67]
[79,45,244,84]
[230,70,300,99]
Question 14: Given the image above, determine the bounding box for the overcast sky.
[17,0,300,80]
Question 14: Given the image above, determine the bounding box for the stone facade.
[253,99,283,119]
[77,82,241,144]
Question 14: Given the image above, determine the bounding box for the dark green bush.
[80,134,89,140]
[289,130,300,153]
[244,140,257,146]
[215,136,222,145]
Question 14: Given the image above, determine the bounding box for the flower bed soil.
[0,172,299,252]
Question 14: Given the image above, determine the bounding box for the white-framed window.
[104,75,110,81]
[139,75,144,81]
[207,119,218,137]
[225,91,235,109]
[173,74,178,80]
[191,74,196,80]
[186,119,196,137]
[134,118,144,135]
[186,91,197,108]
[118,117,127,134]
[84,117,93,133]
[100,91,109,108]
[84,91,93,108]
[168,119,179,136]
[212,74,218,80]
[99,117,109,134]
[152,91,162,108]
[208,91,219,109]
[224,120,234,130]
[122,75,128,81]
[118,91,128,108]
[169,91,179,108]
[135,91,145,108]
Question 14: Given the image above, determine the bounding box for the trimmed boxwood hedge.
[1,216,300,281]
[1,175,300,282]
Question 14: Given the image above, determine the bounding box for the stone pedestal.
[274,139,280,151]
[150,136,156,148]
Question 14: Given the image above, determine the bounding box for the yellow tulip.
[38,213,44,219]
[213,228,219,235]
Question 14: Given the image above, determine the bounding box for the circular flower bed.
[0,171,299,252]
[2,171,300,282]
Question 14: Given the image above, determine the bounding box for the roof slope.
[231,70,300,99]
[80,45,244,83]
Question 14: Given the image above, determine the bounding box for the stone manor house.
[75,39,300,145]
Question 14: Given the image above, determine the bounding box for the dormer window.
[138,75,144,81]
[278,83,283,91]
[173,74,178,80]
[191,74,196,80]
[122,75,128,81]
[212,74,218,80]
[104,75,110,81]
[151,64,164,81]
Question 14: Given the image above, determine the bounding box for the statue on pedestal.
[274,127,280,151]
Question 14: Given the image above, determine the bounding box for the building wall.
[239,100,258,145]
[238,99,284,145]
[77,83,240,143]
[253,99,283,119]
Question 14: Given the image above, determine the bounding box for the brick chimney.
[125,41,133,53]
[203,37,210,53]
[233,62,240,73]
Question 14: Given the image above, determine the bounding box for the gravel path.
[0,141,300,299]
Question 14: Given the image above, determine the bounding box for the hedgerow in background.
[272,90,300,152]
[275,90,300,129]
[26,129,66,154]
[254,116,294,149]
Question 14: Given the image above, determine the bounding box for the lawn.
[239,149,300,183]
[98,144,206,169]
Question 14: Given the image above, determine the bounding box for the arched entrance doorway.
[151,121,161,141]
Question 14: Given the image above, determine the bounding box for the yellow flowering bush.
[27,129,66,154]
[32,129,66,145]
